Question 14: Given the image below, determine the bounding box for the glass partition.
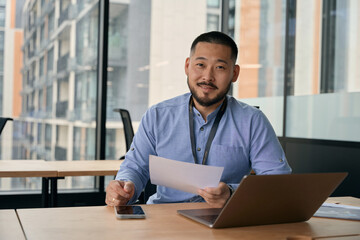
[232,0,287,135]
[286,0,360,141]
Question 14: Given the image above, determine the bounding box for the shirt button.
[197,113,200,117]
[197,147,201,151]
[279,159,283,162]
[200,127,204,131]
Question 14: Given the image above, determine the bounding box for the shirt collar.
[192,99,224,124]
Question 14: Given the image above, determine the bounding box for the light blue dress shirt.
[115,93,291,204]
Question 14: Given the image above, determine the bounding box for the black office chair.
[113,109,134,159]
[0,117,13,135]
[113,108,157,203]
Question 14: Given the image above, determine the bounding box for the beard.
[187,77,232,107]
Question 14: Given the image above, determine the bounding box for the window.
[233,0,287,135]
[45,86,52,114]
[47,47,54,73]
[40,23,45,47]
[207,0,220,8]
[0,6,5,27]
[207,14,220,32]
[48,10,54,36]
[207,0,222,32]
[37,123,42,146]
[39,56,44,78]
[5,0,343,200]
[0,1,100,192]
[38,88,43,112]
[286,0,360,141]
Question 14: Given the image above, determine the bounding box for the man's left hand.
[198,182,231,208]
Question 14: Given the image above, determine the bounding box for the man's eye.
[217,66,225,69]
[196,63,204,67]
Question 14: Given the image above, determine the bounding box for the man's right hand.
[105,180,135,206]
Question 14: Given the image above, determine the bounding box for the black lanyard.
[189,96,227,165]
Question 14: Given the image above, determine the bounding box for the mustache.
[197,82,218,89]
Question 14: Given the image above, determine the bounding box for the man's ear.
[184,57,190,76]
[232,64,240,83]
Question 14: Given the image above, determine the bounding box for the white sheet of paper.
[149,155,224,194]
[321,203,360,210]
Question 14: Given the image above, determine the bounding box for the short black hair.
[190,31,238,63]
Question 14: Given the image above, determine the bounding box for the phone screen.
[114,206,146,219]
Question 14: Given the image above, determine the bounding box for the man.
[106,31,291,208]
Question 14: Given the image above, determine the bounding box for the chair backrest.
[113,109,156,203]
[0,118,13,135]
[113,109,134,152]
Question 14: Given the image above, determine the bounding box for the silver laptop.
[177,172,348,228]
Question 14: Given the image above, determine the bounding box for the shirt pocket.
[209,144,250,182]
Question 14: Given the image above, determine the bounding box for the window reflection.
[5,0,356,195]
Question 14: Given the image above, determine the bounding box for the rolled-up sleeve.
[249,111,292,175]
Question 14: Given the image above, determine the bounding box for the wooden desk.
[0,160,58,207]
[46,160,122,177]
[0,209,25,239]
[0,160,122,207]
[0,160,122,177]
[45,160,122,207]
[0,160,57,177]
[17,199,360,240]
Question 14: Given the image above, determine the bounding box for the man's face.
[185,42,240,107]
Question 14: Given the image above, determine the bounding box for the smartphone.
[114,206,146,219]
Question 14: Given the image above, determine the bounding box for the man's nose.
[202,67,214,81]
